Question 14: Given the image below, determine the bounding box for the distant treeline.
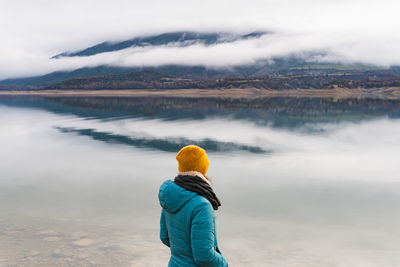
[44,69,400,90]
[1,67,400,91]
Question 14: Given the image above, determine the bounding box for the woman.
[158,145,228,267]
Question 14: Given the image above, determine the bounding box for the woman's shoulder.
[187,196,215,226]
[188,194,214,214]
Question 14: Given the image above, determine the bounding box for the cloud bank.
[1,0,400,79]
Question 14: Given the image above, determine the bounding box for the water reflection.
[0,96,400,266]
[2,95,400,127]
[55,126,267,153]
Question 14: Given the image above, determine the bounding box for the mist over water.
[1,96,400,266]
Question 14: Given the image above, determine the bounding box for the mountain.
[1,31,400,90]
[0,31,268,88]
[52,31,267,58]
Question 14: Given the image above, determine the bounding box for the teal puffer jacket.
[158,180,228,267]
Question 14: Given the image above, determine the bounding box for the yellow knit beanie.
[176,145,210,176]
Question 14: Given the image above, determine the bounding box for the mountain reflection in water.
[55,126,267,153]
[2,95,400,128]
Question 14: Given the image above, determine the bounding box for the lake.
[1,95,400,266]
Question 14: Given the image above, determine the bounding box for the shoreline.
[1,87,400,100]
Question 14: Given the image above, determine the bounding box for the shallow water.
[1,95,400,266]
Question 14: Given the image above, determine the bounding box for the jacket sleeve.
[160,209,170,247]
[191,202,228,267]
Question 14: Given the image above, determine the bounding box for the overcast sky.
[1,0,400,79]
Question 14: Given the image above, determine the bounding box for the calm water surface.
[1,96,400,266]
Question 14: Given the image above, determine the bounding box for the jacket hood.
[159,180,197,214]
